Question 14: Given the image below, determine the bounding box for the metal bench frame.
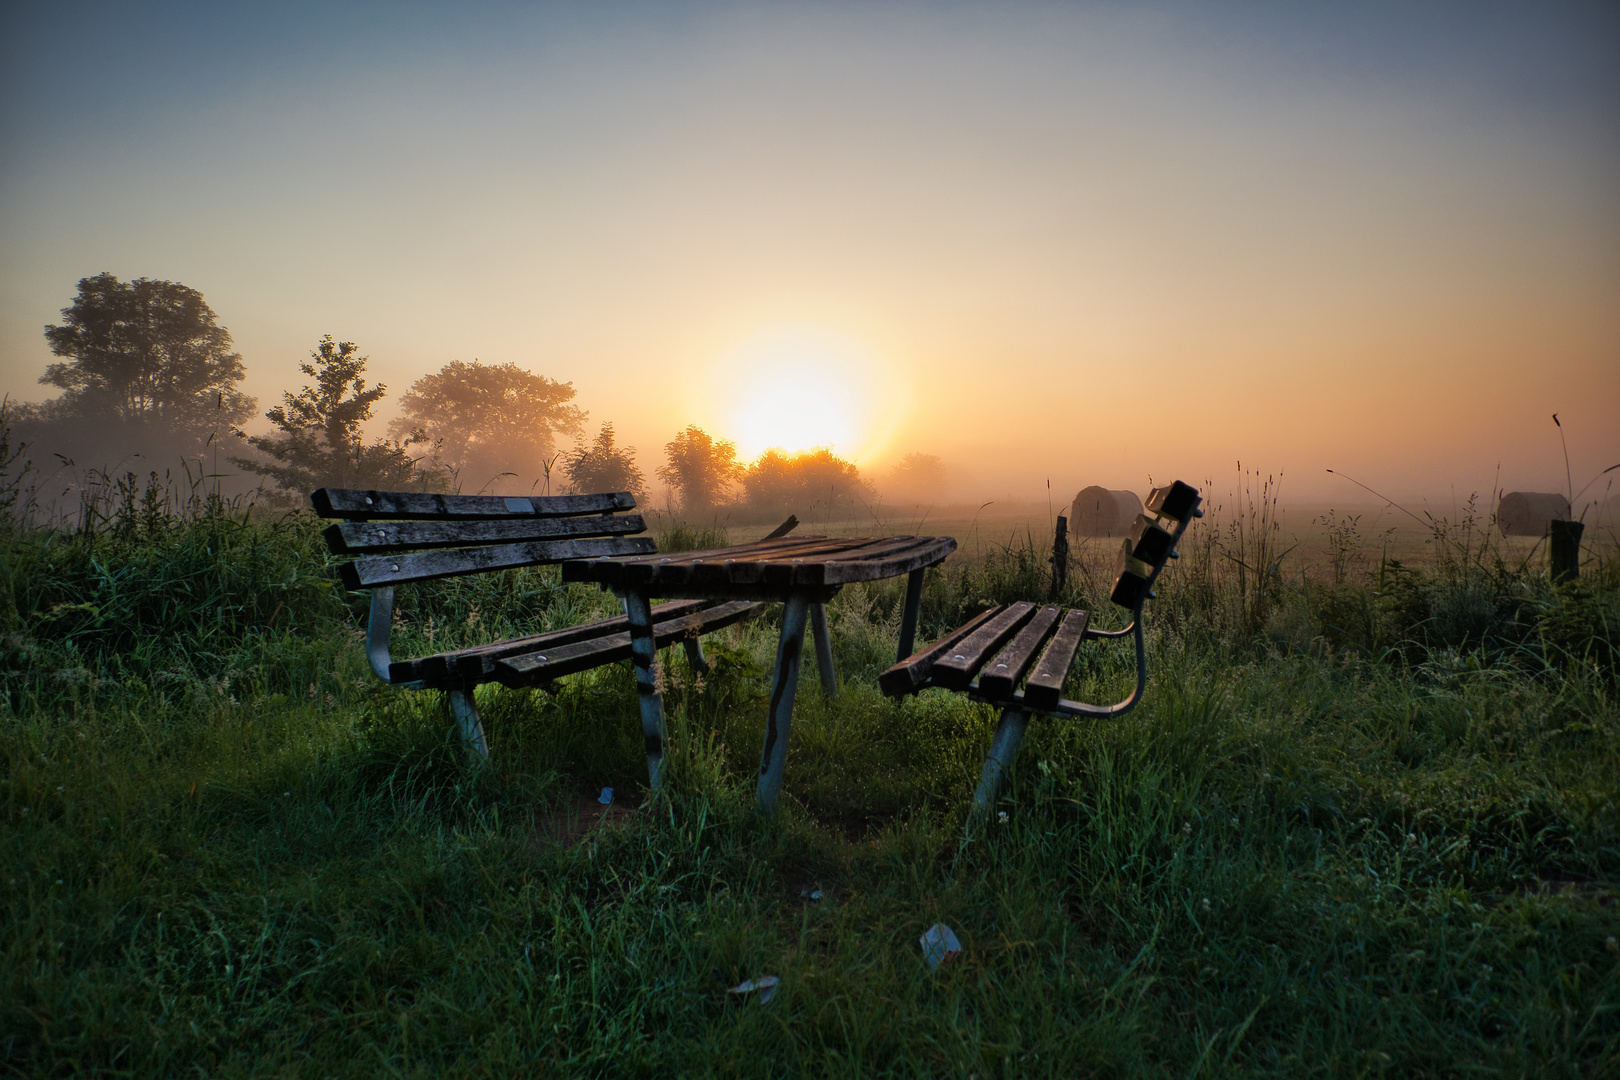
[311,487,771,764]
[878,481,1203,817]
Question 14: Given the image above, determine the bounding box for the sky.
[2,0,1617,507]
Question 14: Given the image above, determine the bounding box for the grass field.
[3,481,1617,1077]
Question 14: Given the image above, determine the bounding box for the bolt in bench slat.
[930,601,1039,691]
[493,600,761,686]
[1020,608,1091,711]
[975,604,1064,701]
[323,513,647,554]
[312,487,636,520]
[876,605,1002,697]
[338,535,657,589]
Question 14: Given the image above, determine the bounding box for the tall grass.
[2,475,1616,1076]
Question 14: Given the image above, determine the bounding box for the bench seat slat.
[876,606,1003,697]
[493,600,761,686]
[324,513,647,555]
[312,487,636,520]
[339,535,657,589]
[1021,609,1091,711]
[975,605,1063,701]
[931,602,1039,691]
[390,599,717,685]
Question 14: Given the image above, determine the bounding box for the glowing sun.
[711,327,899,462]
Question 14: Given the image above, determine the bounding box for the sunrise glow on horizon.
[697,327,904,465]
[1,2,1616,505]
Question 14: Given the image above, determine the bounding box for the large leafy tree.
[744,447,873,519]
[390,360,586,494]
[233,336,439,497]
[564,423,646,499]
[35,272,254,454]
[656,425,742,517]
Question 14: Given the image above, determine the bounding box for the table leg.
[897,567,926,663]
[971,706,1029,819]
[757,594,810,813]
[446,681,490,758]
[810,602,838,699]
[622,590,668,793]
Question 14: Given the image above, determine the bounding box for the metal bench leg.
[757,594,810,813]
[810,603,838,699]
[447,683,490,758]
[897,567,925,663]
[623,591,668,793]
[681,636,709,679]
[971,706,1030,818]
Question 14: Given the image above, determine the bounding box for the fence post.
[1548,519,1583,584]
[1049,515,1069,600]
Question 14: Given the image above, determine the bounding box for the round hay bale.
[1069,486,1144,537]
[1496,491,1570,537]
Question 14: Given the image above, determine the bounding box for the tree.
[743,447,874,519]
[32,272,254,458]
[233,336,440,497]
[885,452,948,499]
[656,425,742,516]
[564,422,646,498]
[390,360,586,494]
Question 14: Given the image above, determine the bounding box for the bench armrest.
[364,587,425,689]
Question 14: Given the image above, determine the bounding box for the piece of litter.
[920,923,962,968]
[727,975,779,1003]
[598,787,613,805]
[800,888,823,902]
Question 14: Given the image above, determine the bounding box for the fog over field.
[2,1,1616,507]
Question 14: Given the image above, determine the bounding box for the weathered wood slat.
[877,606,1003,697]
[558,535,833,586]
[820,537,959,585]
[1145,480,1200,524]
[569,536,959,592]
[492,600,760,686]
[1125,514,1174,567]
[975,605,1063,700]
[1022,609,1091,711]
[339,535,656,589]
[930,602,1039,690]
[1109,540,1154,608]
[390,599,716,685]
[324,513,647,554]
[311,487,636,521]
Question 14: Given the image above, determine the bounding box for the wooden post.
[1049,515,1069,601]
[1549,519,1584,584]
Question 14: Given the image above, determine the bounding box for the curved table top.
[559,534,957,598]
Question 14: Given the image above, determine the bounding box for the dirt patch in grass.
[531,789,642,846]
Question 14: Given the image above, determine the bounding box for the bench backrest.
[1107,480,1201,610]
[310,487,656,590]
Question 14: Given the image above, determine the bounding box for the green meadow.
[3,489,1617,1077]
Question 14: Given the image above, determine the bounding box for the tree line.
[11,274,949,518]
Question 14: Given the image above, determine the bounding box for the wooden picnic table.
[561,534,957,811]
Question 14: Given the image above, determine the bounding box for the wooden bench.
[311,487,769,757]
[878,480,1203,817]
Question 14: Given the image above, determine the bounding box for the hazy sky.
[3,1,1617,505]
